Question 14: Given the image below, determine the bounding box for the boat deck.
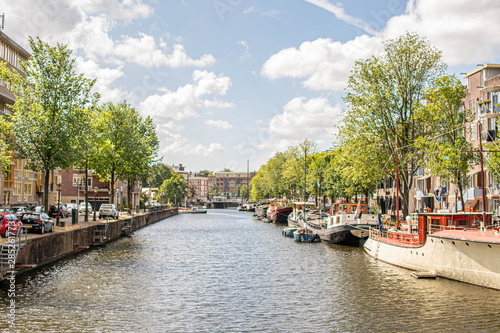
[431,229,500,243]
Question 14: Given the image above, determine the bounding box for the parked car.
[0,213,24,238]
[49,204,69,218]
[21,212,54,234]
[65,203,78,213]
[12,206,30,219]
[79,202,92,214]
[31,206,45,213]
[99,204,119,219]
[0,207,14,213]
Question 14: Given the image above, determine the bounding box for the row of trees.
[0,37,159,213]
[252,32,492,217]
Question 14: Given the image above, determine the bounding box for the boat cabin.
[333,203,368,215]
[374,212,493,247]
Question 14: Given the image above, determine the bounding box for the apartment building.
[214,171,256,198]
[188,174,211,201]
[462,64,500,214]
[0,31,62,208]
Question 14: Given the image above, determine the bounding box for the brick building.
[0,31,62,208]
[214,171,256,198]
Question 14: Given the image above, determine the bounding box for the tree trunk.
[110,165,115,205]
[43,169,50,212]
[84,166,89,222]
[127,178,133,213]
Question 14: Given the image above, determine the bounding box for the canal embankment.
[4,208,177,278]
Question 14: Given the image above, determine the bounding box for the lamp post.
[93,187,98,221]
[56,183,62,226]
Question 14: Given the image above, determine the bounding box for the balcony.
[481,129,497,142]
[480,102,500,117]
[463,188,484,202]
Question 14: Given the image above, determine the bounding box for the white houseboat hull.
[364,235,500,290]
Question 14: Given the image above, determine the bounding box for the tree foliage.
[158,173,188,204]
[415,75,475,210]
[142,163,174,188]
[0,37,98,210]
[340,32,445,216]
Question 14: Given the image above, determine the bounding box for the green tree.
[415,75,476,210]
[93,102,159,210]
[341,32,445,217]
[198,169,213,177]
[142,163,174,188]
[209,181,219,197]
[158,173,188,205]
[188,185,197,198]
[1,37,98,210]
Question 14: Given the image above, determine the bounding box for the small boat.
[244,202,257,212]
[282,226,299,237]
[186,207,207,214]
[287,202,316,227]
[293,228,320,242]
[255,205,268,218]
[237,205,247,211]
[316,202,379,246]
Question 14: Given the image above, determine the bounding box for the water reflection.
[1,209,500,332]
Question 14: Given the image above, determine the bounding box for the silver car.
[99,204,119,219]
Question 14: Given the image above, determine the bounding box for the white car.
[99,204,119,219]
[79,202,93,213]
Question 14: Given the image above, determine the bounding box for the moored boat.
[293,228,321,242]
[364,211,500,290]
[267,206,293,224]
[316,202,379,246]
[287,201,316,227]
[186,207,207,214]
[255,205,268,218]
[282,226,299,237]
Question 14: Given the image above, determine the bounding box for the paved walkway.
[0,210,148,244]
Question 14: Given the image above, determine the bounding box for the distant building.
[188,173,211,201]
[214,171,256,198]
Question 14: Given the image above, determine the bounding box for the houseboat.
[364,211,500,290]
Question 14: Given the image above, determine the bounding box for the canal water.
[2,209,500,332]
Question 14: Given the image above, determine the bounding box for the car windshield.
[23,213,39,219]
[101,205,113,209]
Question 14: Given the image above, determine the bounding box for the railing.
[463,188,484,202]
[369,225,422,246]
[428,222,500,243]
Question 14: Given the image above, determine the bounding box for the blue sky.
[4,0,500,172]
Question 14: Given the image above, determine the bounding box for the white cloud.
[261,96,342,150]
[238,40,251,61]
[138,70,233,122]
[74,57,130,103]
[262,35,383,91]
[265,0,500,92]
[113,35,216,68]
[305,0,377,35]
[205,120,233,130]
[382,0,500,66]
[157,124,224,157]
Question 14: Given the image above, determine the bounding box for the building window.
[24,183,32,196]
[14,159,22,171]
[3,191,10,205]
[470,123,475,141]
[14,179,22,196]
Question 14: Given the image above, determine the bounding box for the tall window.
[14,179,22,196]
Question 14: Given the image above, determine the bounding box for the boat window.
[447,219,454,226]
[458,219,468,226]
